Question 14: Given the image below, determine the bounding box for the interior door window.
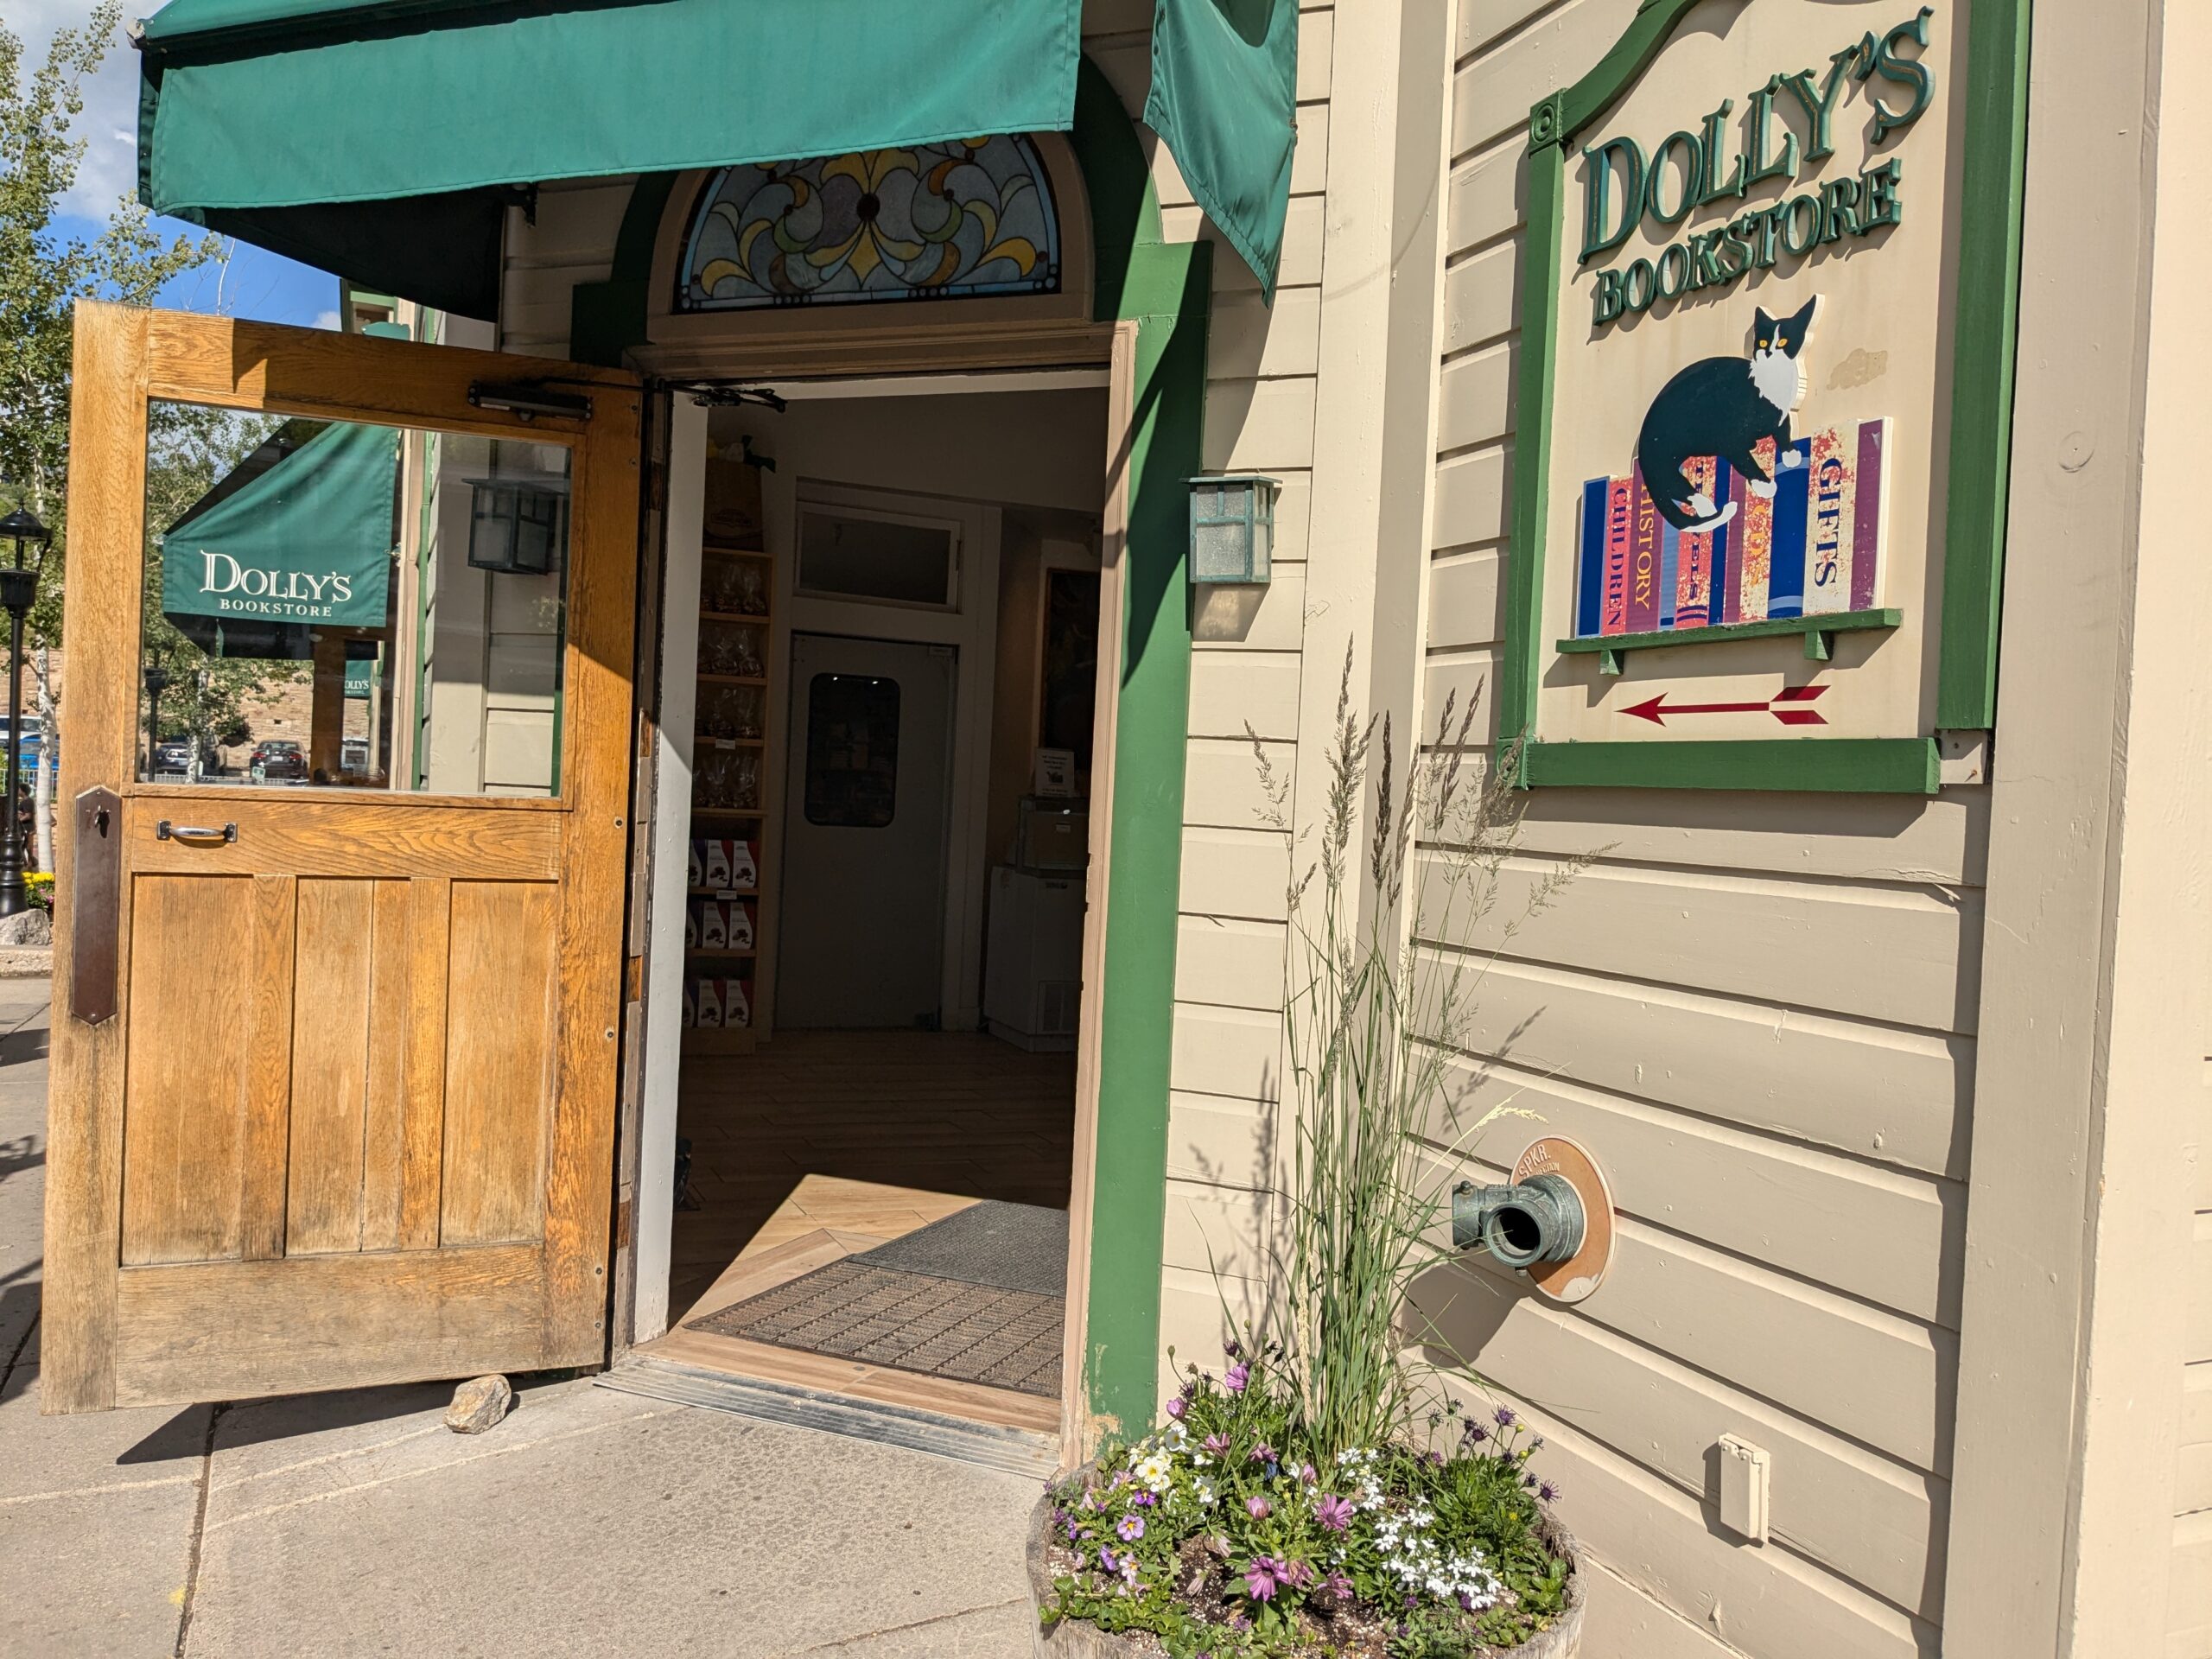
[135,400,572,796]
[802,673,900,828]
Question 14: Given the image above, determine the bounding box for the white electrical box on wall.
[1717,1434,1771,1545]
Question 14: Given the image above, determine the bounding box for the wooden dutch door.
[43,304,639,1411]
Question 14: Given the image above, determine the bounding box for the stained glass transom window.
[678,135,1061,311]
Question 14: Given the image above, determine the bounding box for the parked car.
[152,740,193,775]
[251,740,307,781]
[340,737,370,774]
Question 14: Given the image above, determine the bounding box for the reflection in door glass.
[136,400,572,795]
[803,674,900,828]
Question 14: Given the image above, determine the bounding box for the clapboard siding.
[2178,1363,2212,1516]
[1423,1052,1959,1323]
[1437,1376,1939,1659]
[1179,827,1291,923]
[1421,853,1980,1034]
[1423,1150,1951,1471]
[1411,1264,1945,1616]
[1173,916,1286,1013]
[1187,650,1302,741]
[1183,737,1289,831]
[1166,1090,1281,1190]
[1416,950,1967,1178]
[1169,1002,1282,1103]
[1450,0,1640,158]
[496,178,629,355]
[1414,3,1983,1644]
[2173,1509,2212,1648]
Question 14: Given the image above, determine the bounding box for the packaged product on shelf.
[724,977,751,1028]
[687,839,704,887]
[729,901,755,950]
[681,982,696,1027]
[701,900,728,950]
[728,838,759,888]
[702,838,731,887]
[696,978,723,1028]
[684,901,700,950]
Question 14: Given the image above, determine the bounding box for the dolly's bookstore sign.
[1501,0,2020,791]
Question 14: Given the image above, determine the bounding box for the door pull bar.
[156,820,237,844]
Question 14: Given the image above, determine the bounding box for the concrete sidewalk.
[0,993,1038,1657]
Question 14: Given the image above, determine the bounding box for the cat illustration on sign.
[1635,296,1820,532]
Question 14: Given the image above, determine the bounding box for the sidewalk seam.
[172,1400,226,1659]
[782,1593,1029,1656]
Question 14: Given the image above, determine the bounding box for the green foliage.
[1250,649,1591,1464]
[1040,1346,1569,1656]
[0,2,220,645]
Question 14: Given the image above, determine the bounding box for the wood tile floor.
[654,1030,1077,1430]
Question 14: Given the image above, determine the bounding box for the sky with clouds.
[19,0,340,328]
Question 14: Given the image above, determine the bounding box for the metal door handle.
[156,821,237,844]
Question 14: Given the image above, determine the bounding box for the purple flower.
[1281,1558,1316,1590]
[1134,1492,1157,1508]
[1099,1546,1120,1572]
[1224,1363,1250,1395]
[1523,1472,1539,1490]
[1224,1338,1243,1359]
[1494,1405,1518,1428]
[1323,1570,1355,1603]
[1248,1442,1275,1463]
[1299,1463,1319,1484]
[1313,1494,1354,1533]
[1116,1515,1145,1541]
[1204,1433,1232,1455]
[1463,1420,1488,1445]
[1245,1495,1271,1519]
[1539,1480,1562,1503]
[1166,1395,1188,1421]
[1244,1562,1278,1602]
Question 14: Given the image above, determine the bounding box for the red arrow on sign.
[1622,685,1827,727]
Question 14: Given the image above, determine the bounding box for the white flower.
[1195,1478,1218,1507]
[1132,1452,1173,1492]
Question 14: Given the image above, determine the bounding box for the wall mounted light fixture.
[1188,473,1279,585]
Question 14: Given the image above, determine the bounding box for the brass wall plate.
[1512,1135,1615,1305]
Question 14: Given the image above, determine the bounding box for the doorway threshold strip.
[594,1356,1058,1479]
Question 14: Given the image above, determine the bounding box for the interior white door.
[777,632,955,1027]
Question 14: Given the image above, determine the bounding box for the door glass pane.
[796,508,955,607]
[803,673,900,828]
[137,401,572,795]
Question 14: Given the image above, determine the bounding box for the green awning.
[162,418,398,630]
[137,0,1084,318]
[1146,0,1297,299]
[135,0,1296,318]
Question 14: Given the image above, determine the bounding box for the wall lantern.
[1188,473,1279,585]
[467,479,567,575]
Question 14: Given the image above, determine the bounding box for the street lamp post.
[0,507,52,918]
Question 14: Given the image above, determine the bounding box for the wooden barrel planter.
[1024,1473,1587,1658]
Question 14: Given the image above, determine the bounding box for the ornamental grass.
[1041,653,1591,1656]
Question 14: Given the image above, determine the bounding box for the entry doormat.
[689,1202,1068,1399]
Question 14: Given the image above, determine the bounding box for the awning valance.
[135,0,1086,318]
[135,0,1296,317]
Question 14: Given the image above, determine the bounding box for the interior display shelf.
[684,947,757,958]
[699,607,772,624]
[702,538,767,555]
[687,886,759,897]
[1557,607,1903,675]
[696,672,767,687]
[690,805,763,819]
[694,734,765,747]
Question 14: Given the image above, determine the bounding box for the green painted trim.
[1555,0,1733,144]
[1503,0,2031,793]
[1498,139,1564,747]
[569,172,679,368]
[1935,0,2030,728]
[1524,736,1941,794]
[1084,234,1209,1440]
[1557,607,1902,656]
